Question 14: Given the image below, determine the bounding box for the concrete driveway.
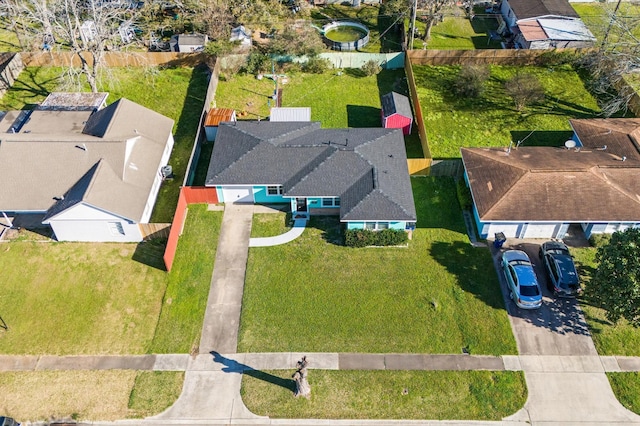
[492,240,596,356]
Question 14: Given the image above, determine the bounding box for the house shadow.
[429,240,506,309]
[210,351,295,392]
[309,216,344,246]
[132,238,167,271]
[346,104,380,128]
[509,130,574,148]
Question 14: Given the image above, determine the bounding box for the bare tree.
[418,0,455,41]
[504,73,545,112]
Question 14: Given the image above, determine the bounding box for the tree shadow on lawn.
[0,67,60,109]
[210,351,295,392]
[347,104,380,127]
[429,240,505,309]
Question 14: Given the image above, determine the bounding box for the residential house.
[461,119,640,240]
[0,93,175,242]
[500,0,595,49]
[205,121,416,231]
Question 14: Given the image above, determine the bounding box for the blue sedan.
[501,250,542,309]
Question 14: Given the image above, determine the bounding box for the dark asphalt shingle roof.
[381,92,413,119]
[508,0,578,20]
[206,122,416,222]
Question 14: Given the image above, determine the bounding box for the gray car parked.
[539,241,581,297]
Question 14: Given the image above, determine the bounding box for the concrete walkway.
[199,204,253,355]
[249,219,307,247]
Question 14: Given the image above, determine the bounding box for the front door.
[296,198,307,212]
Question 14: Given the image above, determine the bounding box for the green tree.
[591,228,640,327]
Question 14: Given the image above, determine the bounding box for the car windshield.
[520,285,540,296]
[509,259,531,267]
[547,248,569,256]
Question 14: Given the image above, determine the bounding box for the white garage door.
[522,223,559,239]
[486,223,521,239]
[222,186,254,204]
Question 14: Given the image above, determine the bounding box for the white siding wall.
[47,203,142,242]
[141,133,175,223]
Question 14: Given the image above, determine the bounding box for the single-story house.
[0,93,175,242]
[501,0,579,28]
[204,108,236,141]
[461,120,640,239]
[513,17,595,49]
[500,0,594,49]
[381,92,413,136]
[270,107,311,122]
[205,121,416,231]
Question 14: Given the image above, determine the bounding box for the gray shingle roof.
[206,122,416,222]
[381,92,413,119]
[0,97,174,222]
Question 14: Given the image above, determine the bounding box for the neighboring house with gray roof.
[205,121,416,231]
[0,93,174,242]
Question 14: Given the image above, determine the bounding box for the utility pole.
[408,0,418,50]
[601,0,623,51]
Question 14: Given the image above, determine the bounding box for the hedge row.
[344,228,408,248]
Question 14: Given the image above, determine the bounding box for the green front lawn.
[609,372,640,416]
[0,241,167,355]
[242,370,526,420]
[413,64,601,158]
[215,69,423,157]
[572,247,640,356]
[149,205,223,353]
[0,65,208,222]
[238,177,515,355]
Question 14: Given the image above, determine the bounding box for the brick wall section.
[163,186,219,272]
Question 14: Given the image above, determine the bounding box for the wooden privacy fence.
[163,186,219,272]
[407,48,591,66]
[21,51,207,67]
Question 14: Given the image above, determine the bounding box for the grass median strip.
[241,369,526,420]
[608,372,640,415]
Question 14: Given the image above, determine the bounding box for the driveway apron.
[494,240,640,423]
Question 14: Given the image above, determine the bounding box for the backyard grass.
[215,69,424,158]
[0,65,208,222]
[0,370,183,421]
[0,241,166,355]
[608,372,640,416]
[238,176,516,355]
[149,204,223,353]
[572,2,640,43]
[410,6,501,50]
[310,4,402,53]
[241,370,526,420]
[412,64,601,159]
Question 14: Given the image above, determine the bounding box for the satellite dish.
[564,140,576,149]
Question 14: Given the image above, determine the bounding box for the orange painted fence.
[163,186,219,271]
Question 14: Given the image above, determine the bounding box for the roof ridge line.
[592,166,640,206]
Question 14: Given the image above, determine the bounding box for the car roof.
[514,263,538,286]
[553,254,579,284]
[543,240,569,251]
[503,249,530,263]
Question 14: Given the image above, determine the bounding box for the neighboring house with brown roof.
[500,0,594,49]
[0,93,174,242]
[461,118,640,239]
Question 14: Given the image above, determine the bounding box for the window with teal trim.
[267,185,282,195]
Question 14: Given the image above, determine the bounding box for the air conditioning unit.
[161,165,173,179]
